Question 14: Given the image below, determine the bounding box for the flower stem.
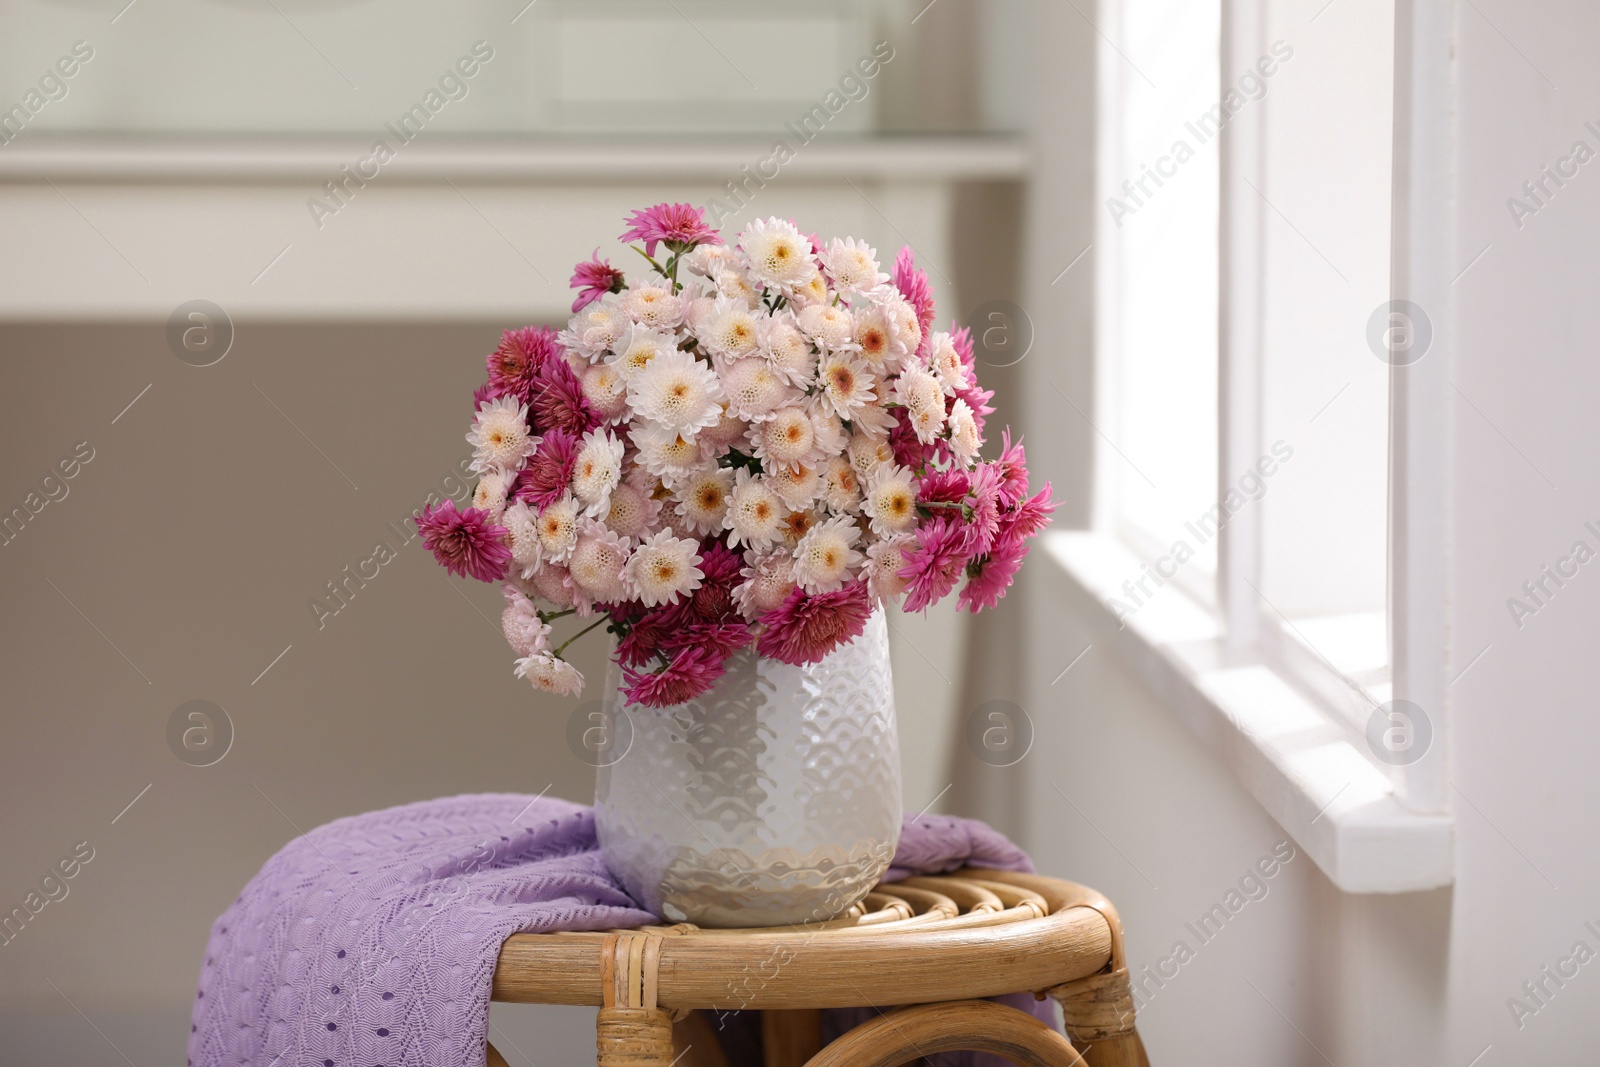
[630,245,668,276]
[540,607,577,623]
[554,616,608,657]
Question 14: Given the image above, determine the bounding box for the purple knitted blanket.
[189,794,1051,1067]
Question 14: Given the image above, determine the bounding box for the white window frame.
[1050,0,1454,892]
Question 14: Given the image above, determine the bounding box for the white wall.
[1009,1,1600,1064]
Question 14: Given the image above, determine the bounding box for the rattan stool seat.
[489,868,1149,1066]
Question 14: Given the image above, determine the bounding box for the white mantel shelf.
[0,135,1031,184]
[0,136,1024,321]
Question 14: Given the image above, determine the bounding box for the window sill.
[1043,530,1454,894]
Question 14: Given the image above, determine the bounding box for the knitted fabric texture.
[188,793,1047,1067]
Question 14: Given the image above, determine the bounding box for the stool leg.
[597,1005,678,1067]
[800,1001,1085,1067]
[676,1010,733,1067]
[1051,968,1151,1067]
[762,1008,825,1067]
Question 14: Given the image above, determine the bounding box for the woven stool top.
[492,869,1123,1013]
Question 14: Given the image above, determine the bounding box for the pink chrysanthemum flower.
[966,463,1004,556]
[610,604,669,668]
[414,499,512,583]
[993,429,1032,507]
[755,581,872,666]
[958,527,1028,613]
[620,202,723,257]
[670,621,753,660]
[487,326,560,403]
[570,249,626,313]
[888,415,933,471]
[917,468,972,506]
[898,515,973,614]
[529,357,597,437]
[1001,483,1058,541]
[513,428,579,511]
[669,540,744,625]
[623,645,726,707]
[891,246,936,349]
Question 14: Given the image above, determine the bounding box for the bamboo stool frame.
[487,869,1150,1067]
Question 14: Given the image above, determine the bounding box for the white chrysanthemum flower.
[580,362,630,425]
[946,398,981,462]
[864,534,915,604]
[792,514,863,595]
[627,347,725,437]
[724,468,787,549]
[607,323,677,380]
[738,217,816,293]
[761,316,816,386]
[560,301,630,361]
[852,301,905,376]
[466,396,538,474]
[809,405,849,459]
[896,307,921,364]
[721,353,795,422]
[502,500,542,577]
[630,423,709,483]
[787,269,831,310]
[750,407,817,468]
[684,244,737,277]
[535,493,581,563]
[604,477,662,542]
[571,429,625,516]
[814,351,876,420]
[622,281,684,330]
[779,507,819,546]
[529,561,577,610]
[733,548,798,619]
[863,464,918,536]
[472,468,515,520]
[515,652,585,696]
[887,292,923,359]
[714,268,762,308]
[501,585,551,657]
[701,296,762,359]
[673,467,733,536]
[699,408,750,450]
[568,521,631,604]
[847,433,896,479]
[848,395,897,439]
[895,365,947,443]
[822,237,888,297]
[796,303,855,350]
[821,455,862,513]
[927,331,972,395]
[625,529,704,607]
[767,463,822,512]
[683,295,720,333]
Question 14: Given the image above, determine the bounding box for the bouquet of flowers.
[416,203,1054,707]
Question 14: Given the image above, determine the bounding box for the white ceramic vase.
[594,611,901,927]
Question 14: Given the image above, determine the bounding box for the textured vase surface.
[594,610,901,927]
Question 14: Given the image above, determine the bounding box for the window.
[1098,0,1396,732]
[1075,0,1451,887]
[1096,0,1221,604]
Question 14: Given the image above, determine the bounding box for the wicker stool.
[487,868,1150,1067]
